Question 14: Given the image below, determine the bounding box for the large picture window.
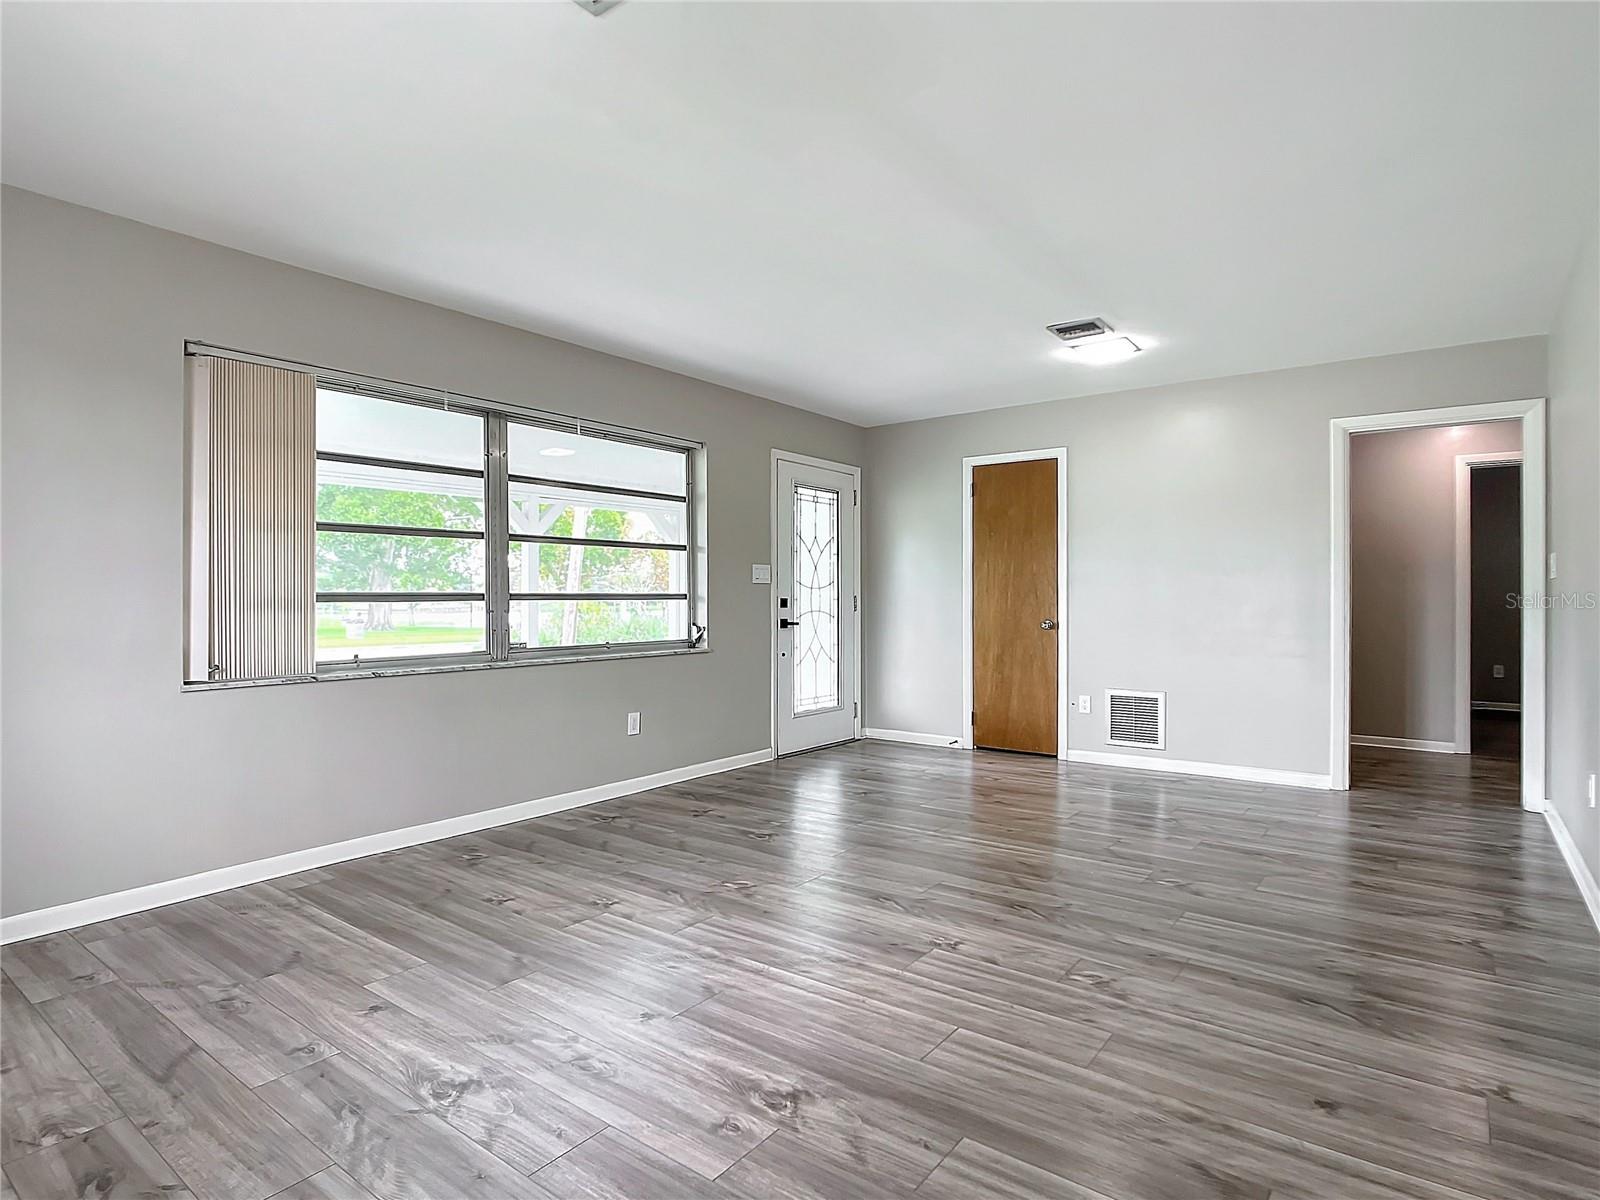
[185,346,701,684]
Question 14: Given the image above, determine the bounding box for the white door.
[775,457,858,756]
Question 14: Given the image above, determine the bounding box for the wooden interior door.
[972,458,1059,754]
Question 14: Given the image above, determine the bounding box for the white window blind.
[185,356,317,682]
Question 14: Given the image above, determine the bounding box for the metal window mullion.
[509,592,689,602]
[317,592,485,603]
[506,473,686,505]
[485,414,511,661]
[508,534,687,552]
[316,450,484,479]
[316,521,485,541]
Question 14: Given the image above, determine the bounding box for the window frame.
[500,410,696,664]
[314,426,493,671]
[187,342,705,685]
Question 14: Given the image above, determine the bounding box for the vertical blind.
[186,356,317,681]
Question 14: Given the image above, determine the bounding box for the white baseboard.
[1545,803,1600,934]
[1471,701,1521,713]
[0,747,775,945]
[863,728,963,748]
[1065,748,1332,791]
[1350,735,1461,754]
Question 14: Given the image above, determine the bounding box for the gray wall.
[1470,465,1521,708]
[1545,226,1600,885]
[0,187,866,918]
[1349,422,1521,745]
[864,338,1547,776]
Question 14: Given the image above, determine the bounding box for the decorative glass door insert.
[792,483,841,714]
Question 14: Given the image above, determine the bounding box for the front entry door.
[972,458,1059,754]
[775,457,858,756]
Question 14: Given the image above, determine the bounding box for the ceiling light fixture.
[540,447,577,457]
[1056,335,1142,365]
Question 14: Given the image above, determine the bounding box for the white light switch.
[1550,552,1558,580]
[1589,774,1596,808]
[1077,695,1091,714]
[751,564,771,584]
[626,712,641,736]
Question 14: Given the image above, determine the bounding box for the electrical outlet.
[1077,695,1091,714]
[626,712,641,736]
[1589,773,1596,809]
[1492,664,1505,679]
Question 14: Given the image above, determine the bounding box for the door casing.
[961,448,1069,755]
[1329,398,1546,809]
[770,449,863,756]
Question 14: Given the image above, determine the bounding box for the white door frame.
[770,449,863,755]
[961,448,1069,755]
[1329,400,1546,809]
[1454,450,1524,753]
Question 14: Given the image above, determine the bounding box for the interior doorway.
[1330,399,1546,810]
[1346,424,1525,798]
[962,449,1067,755]
[1457,453,1524,760]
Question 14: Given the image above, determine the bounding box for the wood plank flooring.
[3,739,1595,1199]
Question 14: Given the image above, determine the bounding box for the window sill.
[182,643,711,693]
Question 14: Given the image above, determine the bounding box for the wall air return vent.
[1105,689,1165,749]
[1047,318,1113,343]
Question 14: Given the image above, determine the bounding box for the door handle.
[778,618,797,629]
[1040,619,1057,630]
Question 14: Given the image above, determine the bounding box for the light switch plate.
[1492,664,1505,678]
[751,564,771,585]
[626,712,641,736]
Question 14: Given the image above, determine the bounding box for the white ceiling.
[3,2,1595,426]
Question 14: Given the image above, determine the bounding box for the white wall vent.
[1046,317,1112,343]
[1105,689,1165,749]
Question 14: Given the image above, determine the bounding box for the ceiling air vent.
[1106,689,1165,749]
[1047,318,1113,343]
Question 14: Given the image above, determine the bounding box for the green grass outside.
[315,622,478,648]
[315,613,672,650]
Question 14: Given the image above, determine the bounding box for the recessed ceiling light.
[1055,335,1142,365]
[540,447,577,457]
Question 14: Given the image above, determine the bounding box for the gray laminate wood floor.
[3,740,1596,1200]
